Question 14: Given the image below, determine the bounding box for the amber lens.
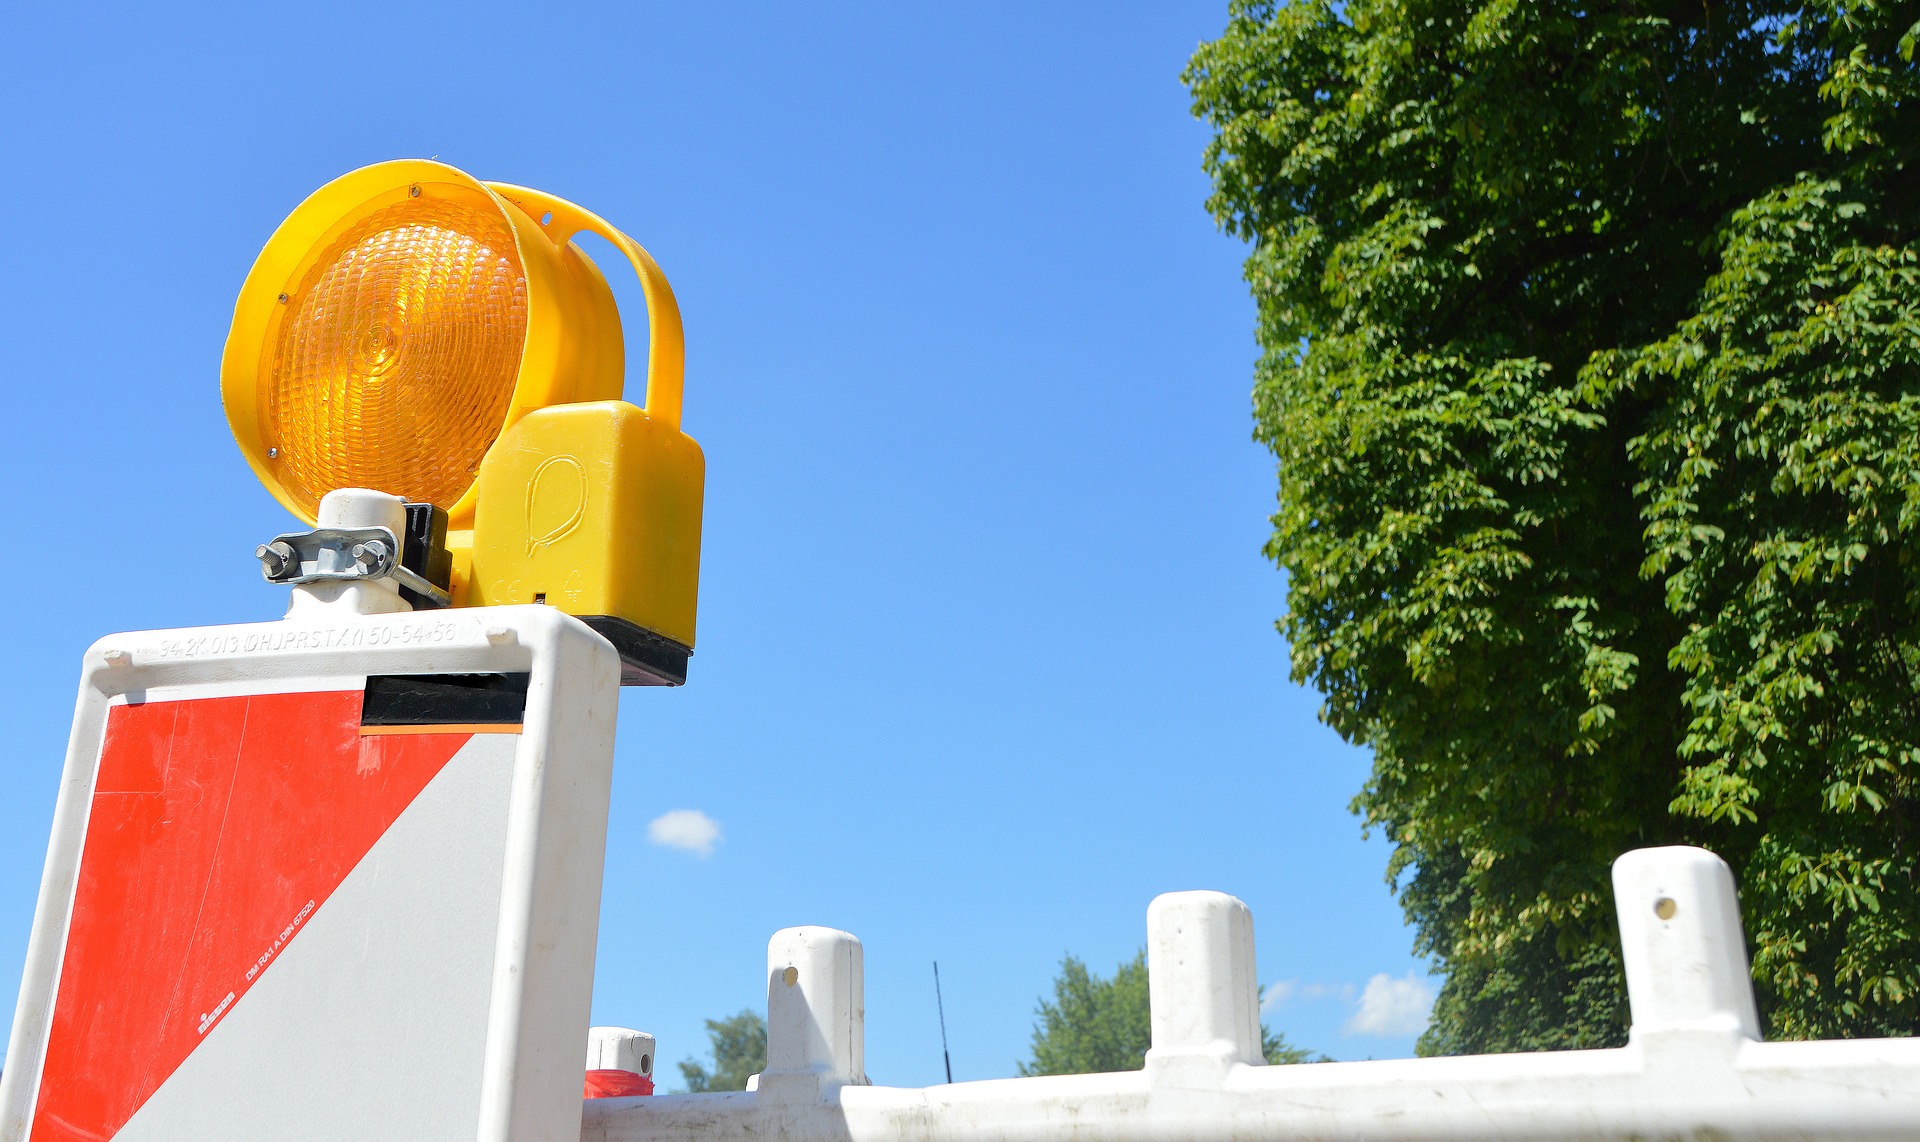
[262,189,528,516]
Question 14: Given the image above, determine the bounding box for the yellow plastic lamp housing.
[468,401,705,684]
[222,160,704,684]
[222,159,631,527]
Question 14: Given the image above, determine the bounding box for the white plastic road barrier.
[589,1029,658,1080]
[759,926,869,1099]
[582,847,1920,1142]
[0,489,623,1142]
[1143,891,1262,1077]
[1614,845,1764,1041]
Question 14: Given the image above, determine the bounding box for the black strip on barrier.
[361,673,531,726]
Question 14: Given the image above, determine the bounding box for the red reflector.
[584,1069,654,1098]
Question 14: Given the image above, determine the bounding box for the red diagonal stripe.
[33,690,475,1141]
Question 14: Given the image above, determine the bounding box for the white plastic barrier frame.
[585,847,1920,1142]
[0,601,620,1142]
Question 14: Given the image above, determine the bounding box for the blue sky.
[0,2,1433,1082]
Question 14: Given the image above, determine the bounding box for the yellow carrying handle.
[485,182,686,432]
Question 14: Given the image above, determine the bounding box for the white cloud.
[1262,979,1357,1014]
[1344,971,1436,1036]
[648,809,722,857]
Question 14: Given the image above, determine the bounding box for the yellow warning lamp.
[221,160,704,684]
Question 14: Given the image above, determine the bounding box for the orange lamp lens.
[262,190,528,518]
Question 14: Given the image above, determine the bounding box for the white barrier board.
[0,606,619,1142]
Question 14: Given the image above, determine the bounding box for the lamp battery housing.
[467,400,703,685]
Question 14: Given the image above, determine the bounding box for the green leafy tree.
[1019,951,1314,1074]
[678,1009,767,1093]
[1185,0,1920,1052]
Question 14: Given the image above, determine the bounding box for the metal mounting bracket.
[256,525,451,609]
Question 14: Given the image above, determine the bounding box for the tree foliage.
[1019,951,1313,1074]
[678,1009,767,1093]
[1185,0,1920,1050]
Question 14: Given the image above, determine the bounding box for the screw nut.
[257,541,297,578]
[351,540,390,572]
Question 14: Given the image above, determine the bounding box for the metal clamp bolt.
[254,526,448,608]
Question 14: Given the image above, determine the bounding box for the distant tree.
[1019,951,1314,1075]
[1184,0,1920,1052]
[678,1009,767,1093]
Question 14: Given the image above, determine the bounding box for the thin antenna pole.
[933,960,954,1084]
